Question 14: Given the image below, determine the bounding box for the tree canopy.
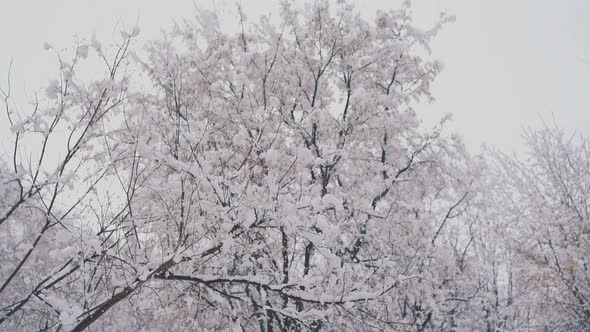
[0,1,588,331]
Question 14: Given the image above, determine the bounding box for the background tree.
[488,125,590,331]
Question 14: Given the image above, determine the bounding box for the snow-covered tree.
[1,1,547,331]
[0,32,136,331]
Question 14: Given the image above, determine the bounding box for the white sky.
[1,0,589,153]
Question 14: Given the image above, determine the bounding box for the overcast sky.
[1,0,589,153]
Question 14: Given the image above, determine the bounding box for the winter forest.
[0,1,589,331]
